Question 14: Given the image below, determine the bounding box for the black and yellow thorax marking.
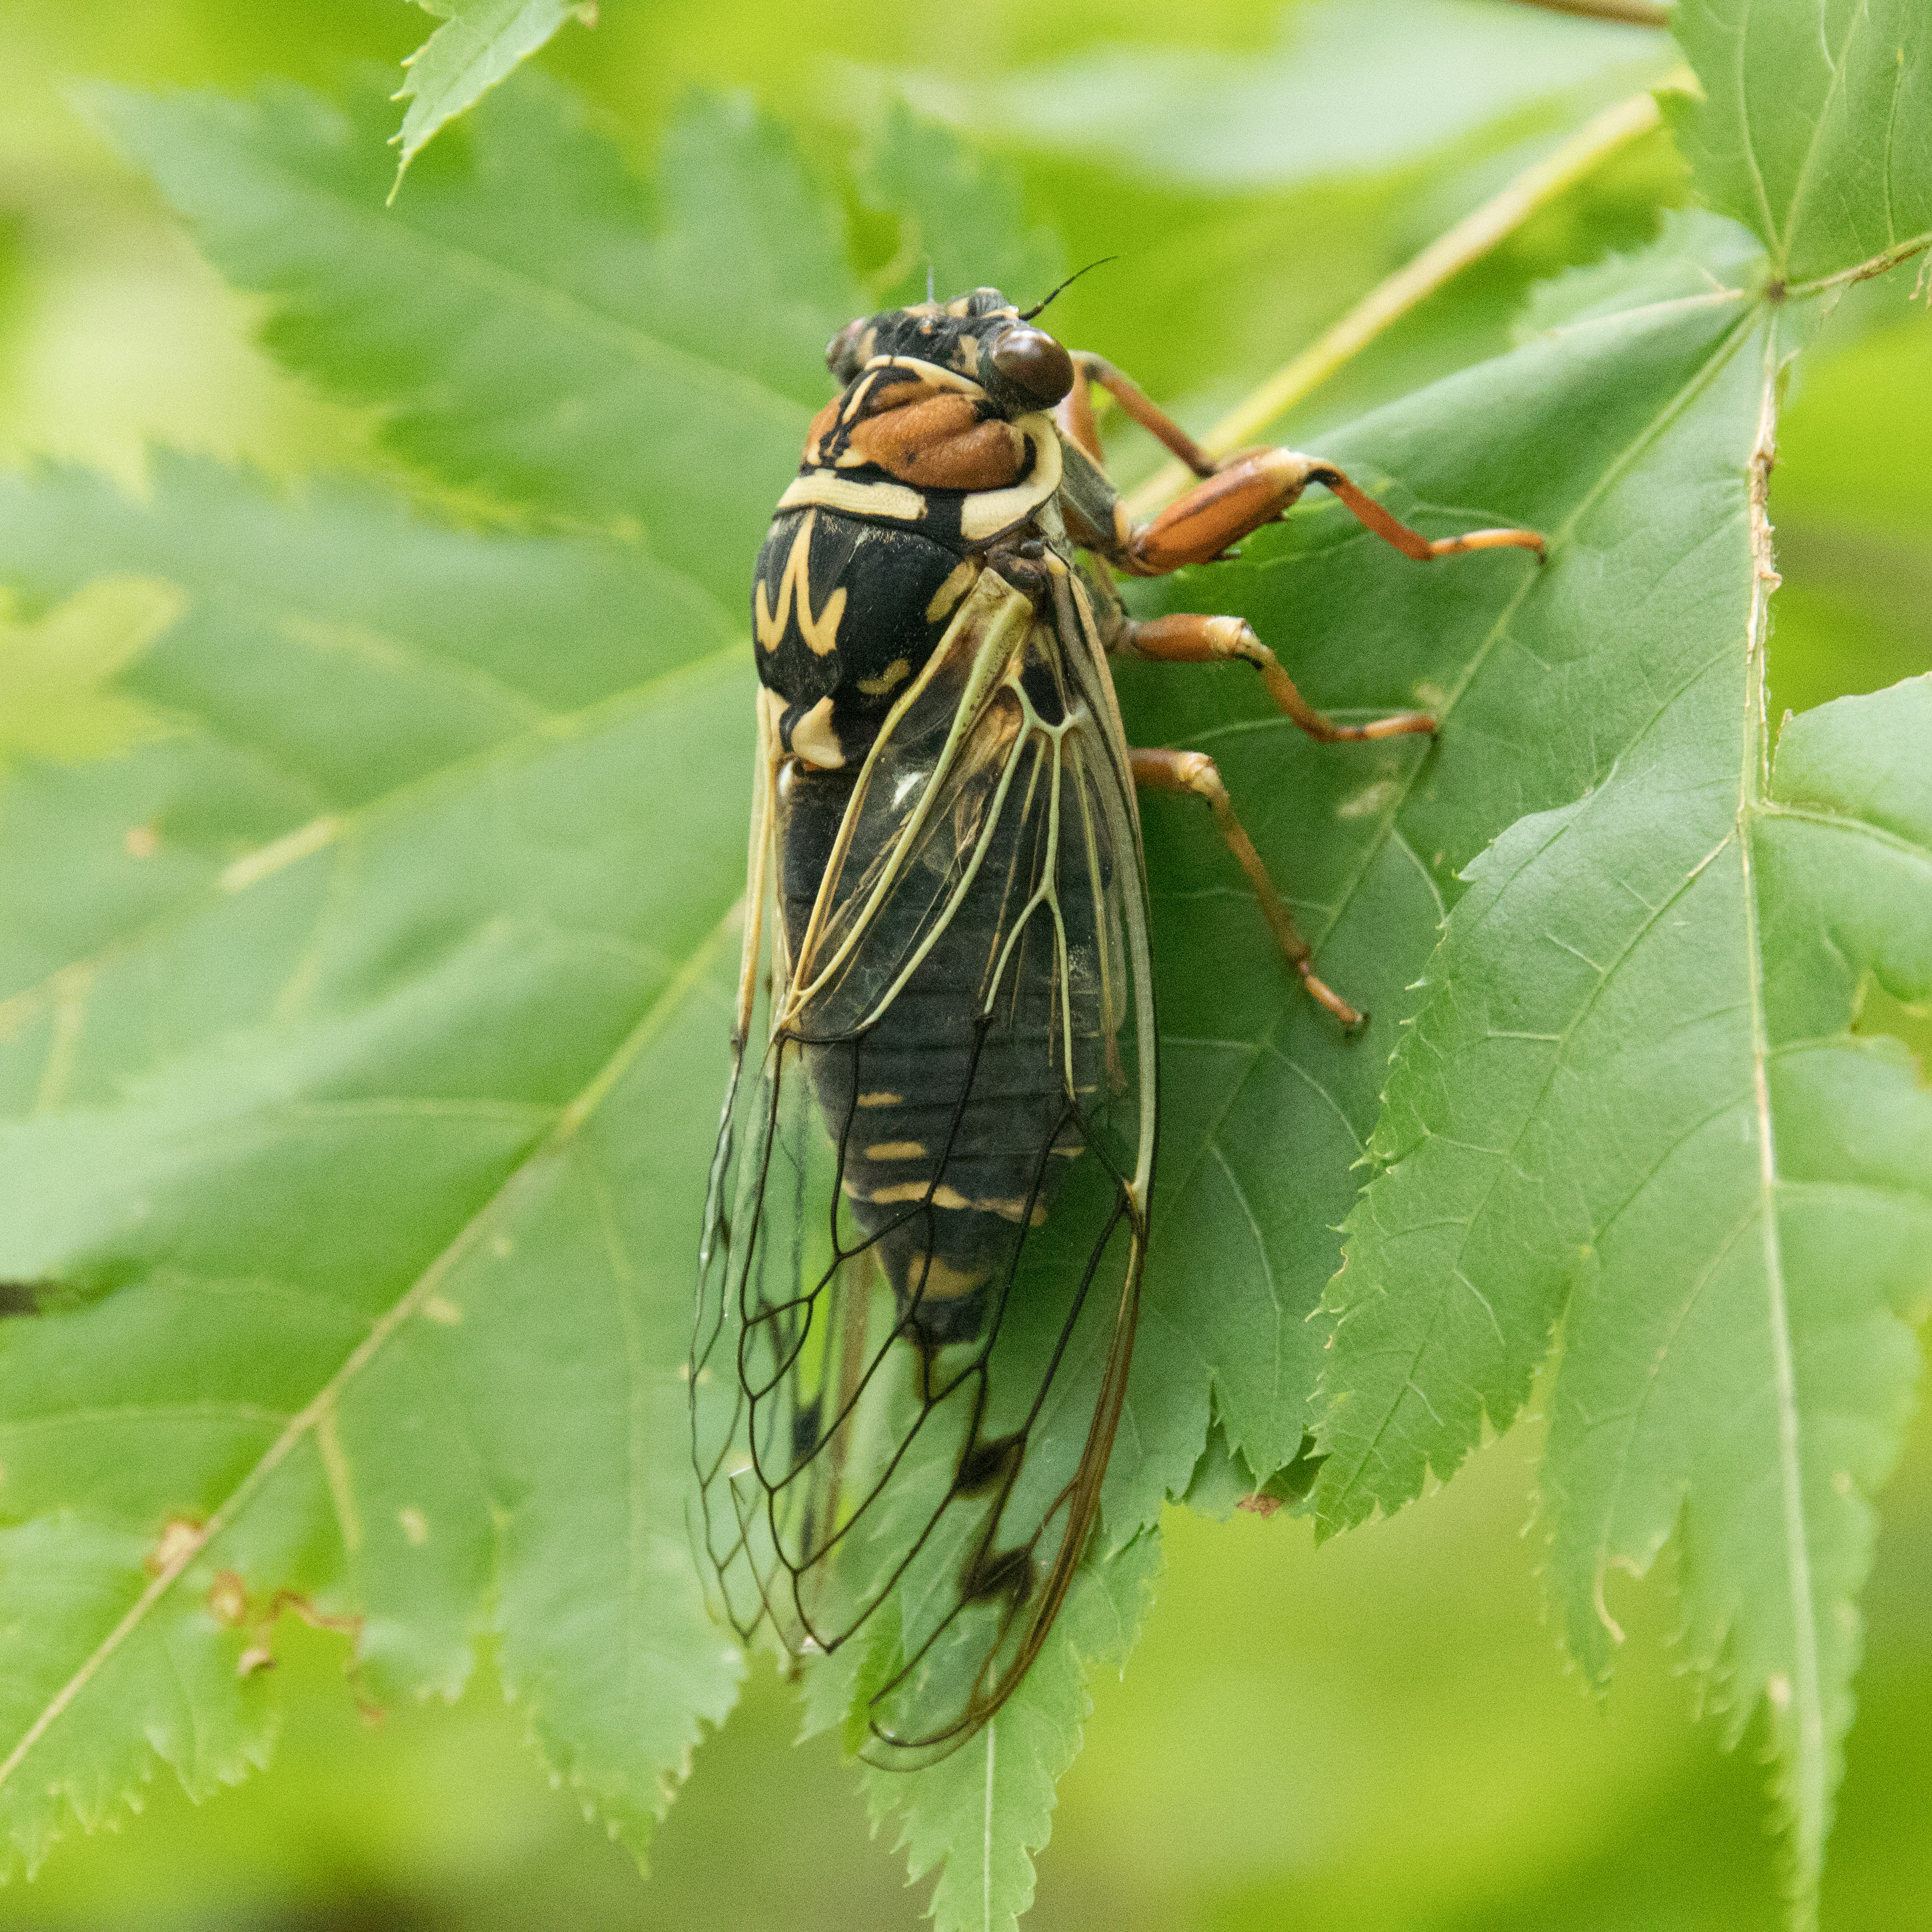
[751,355,1064,773]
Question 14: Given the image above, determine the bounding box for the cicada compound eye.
[990,325,1074,406]
[826,317,868,383]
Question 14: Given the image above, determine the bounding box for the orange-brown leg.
[1052,358,1106,465]
[1125,450,1545,577]
[1075,355,1219,478]
[1130,746,1364,1028]
[1119,611,1435,743]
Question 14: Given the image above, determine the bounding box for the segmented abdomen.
[779,754,1103,1346]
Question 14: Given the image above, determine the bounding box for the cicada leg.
[1116,611,1435,743]
[1126,447,1545,574]
[1072,355,1541,1029]
[1065,351,1546,573]
[1058,353,1218,478]
[1128,745,1364,1030]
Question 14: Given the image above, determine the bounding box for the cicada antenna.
[925,260,935,302]
[1017,256,1120,321]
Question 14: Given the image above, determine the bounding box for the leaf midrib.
[1735,341,1827,1877]
[0,897,743,1793]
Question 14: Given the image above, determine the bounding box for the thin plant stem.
[1505,0,1672,27]
[1124,73,1694,517]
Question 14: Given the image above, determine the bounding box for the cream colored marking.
[925,560,978,623]
[855,354,988,401]
[1050,1144,1084,1157]
[857,1091,901,1107]
[857,1178,1045,1225]
[422,1294,463,1325]
[955,333,980,374]
[785,572,1036,1021]
[398,1507,429,1546]
[778,473,927,523]
[206,1569,247,1625]
[983,1196,1049,1227]
[958,415,1064,541]
[839,369,885,424]
[864,1140,927,1160]
[856,658,911,697]
[866,1180,963,1208]
[219,813,342,893]
[789,695,845,769]
[757,684,787,745]
[754,509,847,657]
[918,1254,991,1302]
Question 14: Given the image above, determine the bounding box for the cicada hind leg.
[1059,350,1543,1028]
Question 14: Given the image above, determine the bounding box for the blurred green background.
[2,2,1927,1926]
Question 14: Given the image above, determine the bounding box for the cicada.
[690,283,1540,1767]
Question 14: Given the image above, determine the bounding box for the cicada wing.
[693,559,1156,1765]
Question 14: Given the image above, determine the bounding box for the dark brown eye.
[826,317,867,382]
[990,325,1074,405]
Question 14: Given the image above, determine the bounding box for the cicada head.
[825,286,1075,417]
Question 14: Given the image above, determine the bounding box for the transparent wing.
[690,559,1156,1767]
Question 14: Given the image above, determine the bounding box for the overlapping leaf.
[0,449,754,1868]
[392,0,595,187]
[1665,0,1931,285]
[1112,263,1761,1530]
[91,76,857,605]
[1310,2,1932,1915]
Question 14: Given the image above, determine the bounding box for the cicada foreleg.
[1124,448,1546,576]
[1127,746,1365,1031]
[1057,352,1220,478]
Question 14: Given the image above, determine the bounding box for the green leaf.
[0,452,749,1870]
[0,576,184,775]
[32,51,1931,1929]
[862,1534,1161,1932]
[1299,8,1932,1912]
[392,0,595,190]
[88,78,862,606]
[857,97,1064,311]
[1300,272,1932,1915]
[1666,0,1932,285]
[1103,239,1760,1536]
